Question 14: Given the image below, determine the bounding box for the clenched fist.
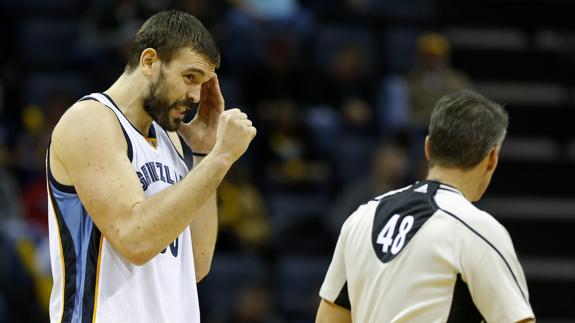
[211,108,256,163]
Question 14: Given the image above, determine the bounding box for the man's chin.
[164,119,182,132]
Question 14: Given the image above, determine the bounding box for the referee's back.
[320,180,533,322]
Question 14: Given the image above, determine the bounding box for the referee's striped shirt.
[320,180,534,323]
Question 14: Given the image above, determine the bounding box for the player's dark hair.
[125,10,220,72]
[428,90,508,169]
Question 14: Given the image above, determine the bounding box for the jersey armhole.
[46,144,76,194]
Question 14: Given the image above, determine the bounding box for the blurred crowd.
[0,0,474,322]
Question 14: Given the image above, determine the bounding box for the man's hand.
[178,74,224,154]
[212,109,256,164]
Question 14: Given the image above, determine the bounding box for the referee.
[316,90,535,323]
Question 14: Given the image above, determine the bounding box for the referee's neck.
[426,165,485,202]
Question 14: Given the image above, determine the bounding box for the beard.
[143,71,193,132]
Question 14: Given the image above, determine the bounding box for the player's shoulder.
[434,186,509,241]
[51,95,126,158]
[54,96,112,129]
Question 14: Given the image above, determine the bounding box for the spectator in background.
[242,33,308,109]
[407,33,471,128]
[217,165,271,253]
[377,33,472,177]
[179,0,227,27]
[325,141,408,238]
[17,91,72,232]
[314,43,376,110]
[332,97,379,184]
[0,233,48,323]
[0,82,51,323]
[220,283,284,323]
[0,137,21,226]
[306,39,378,186]
[218,0,313,75]
[81,0,177,85]
[257,98,330,193]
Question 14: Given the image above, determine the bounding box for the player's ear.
[140,48,158,76]
[424,136,431,161]
[486,145,499,172]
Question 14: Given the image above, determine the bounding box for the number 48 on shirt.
[376,214,415,255]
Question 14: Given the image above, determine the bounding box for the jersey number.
[376,214,414,255]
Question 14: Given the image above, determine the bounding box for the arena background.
[0,0,573,322]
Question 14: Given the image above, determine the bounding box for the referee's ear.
[424,136,431,161]
[486,145,500,172]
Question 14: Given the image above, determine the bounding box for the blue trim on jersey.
[50,181,97,323]
[49,183,77,323]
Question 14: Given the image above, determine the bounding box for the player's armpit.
[315,299,351,323]
[517,318,535,323]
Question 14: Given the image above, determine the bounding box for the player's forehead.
[167,47,216,78]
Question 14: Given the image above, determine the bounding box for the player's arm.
[175,74,225,281]
[188,183,217,282]
[168,131,218,282]
[51,101,254,266]
[316,299,351,323]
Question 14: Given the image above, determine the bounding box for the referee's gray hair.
[427,90,509,169]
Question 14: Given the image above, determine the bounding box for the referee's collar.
[423,180,464,196]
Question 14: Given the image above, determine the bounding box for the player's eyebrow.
[183,67,206,76]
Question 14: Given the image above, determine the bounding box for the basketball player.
[316,91,535,322]
[47,11,256,323]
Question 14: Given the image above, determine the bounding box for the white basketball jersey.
[47,93,199,323]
